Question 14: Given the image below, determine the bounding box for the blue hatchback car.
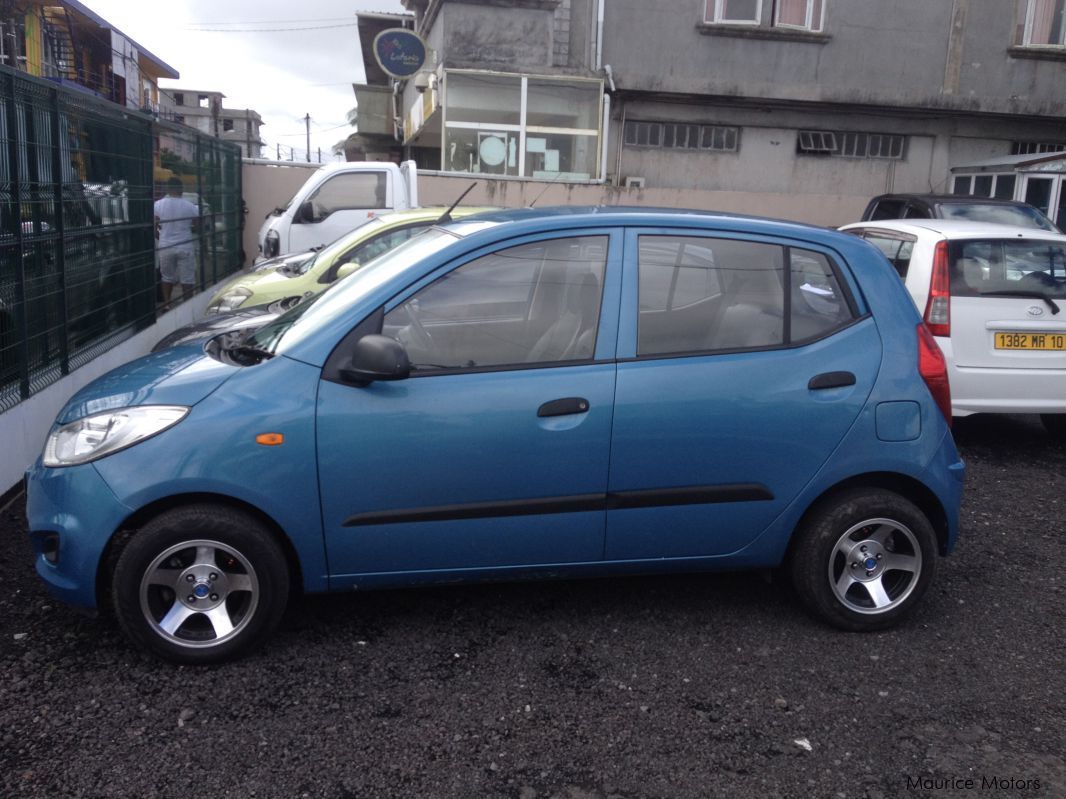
[27,208,965,663]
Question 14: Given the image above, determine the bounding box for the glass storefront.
[442,71,603,181]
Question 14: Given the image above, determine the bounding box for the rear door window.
[860,231,917,278]
[950,239,1066,299]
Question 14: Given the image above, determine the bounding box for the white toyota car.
[841,219,1066,437]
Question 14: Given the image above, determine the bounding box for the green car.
[207,206,495,314]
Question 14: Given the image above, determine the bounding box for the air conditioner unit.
[624,176,646,189]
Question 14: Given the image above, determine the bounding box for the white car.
[841,219,1066,436]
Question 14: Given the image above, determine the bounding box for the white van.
[257,160,418,259]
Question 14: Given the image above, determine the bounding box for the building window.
[1018,0,1066,45]
[223,118,234,132]
[198,95,210,108]
[952,173,1018,200]
[1011,140,1066,154]
[705,0,824,31]
[174,93,184,106]
[775,0,824,32]
[796,130,906,159]
[624,121,740,152]
[706,0,761,25]
[174,114,185,124]
[443,71,603,180]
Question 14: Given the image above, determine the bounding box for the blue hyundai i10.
[26,208,965,663]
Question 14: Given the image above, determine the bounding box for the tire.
[1041,414,1066,439]
[112,504,289,664]
[789,488,938,631]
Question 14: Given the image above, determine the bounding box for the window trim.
[773,0,825,32]
[623,120,741,153]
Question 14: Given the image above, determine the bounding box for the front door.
[289,170,390,252]
[606,230,880,560]
[317,232,621,583]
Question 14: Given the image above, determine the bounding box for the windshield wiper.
[228,343,276,363]
[978,289,1060,315]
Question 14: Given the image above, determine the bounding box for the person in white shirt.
[154,177,199,302]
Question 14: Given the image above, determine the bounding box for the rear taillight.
[917,323,952,427]
[922,239,950,337]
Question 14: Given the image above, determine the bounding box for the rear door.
[605,229,881,561]
[948,237,1066,369]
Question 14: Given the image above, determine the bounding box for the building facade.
[158,88,265,158]
[357,0,1066,224]
[0,0,178,110]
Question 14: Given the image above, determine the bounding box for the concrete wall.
[604,0,1065,118]
[439,3,556,70]
[0,292,219,494]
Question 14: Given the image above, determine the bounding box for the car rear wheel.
[790,489,937,631]
[112,504,289,664]
[1040,414,1066,439]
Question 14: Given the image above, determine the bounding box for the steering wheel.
[402,300,434,352]
[1020,270,1054,289]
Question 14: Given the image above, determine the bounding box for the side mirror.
[294,200,315,224]
[339,334,410,386]
[334,262,357,281]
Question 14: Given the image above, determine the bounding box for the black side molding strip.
[342,484,773,527]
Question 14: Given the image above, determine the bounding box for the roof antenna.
[436,182,478,224]
[529,170,565,208]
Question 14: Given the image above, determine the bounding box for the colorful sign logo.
[373,29,427,79]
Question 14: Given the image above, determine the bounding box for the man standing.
[154,177,199,302]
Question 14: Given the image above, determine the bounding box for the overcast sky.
[80,0,407,161]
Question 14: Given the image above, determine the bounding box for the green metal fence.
[0,65,242,412]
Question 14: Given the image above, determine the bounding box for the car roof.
[868,193,1030,207]
[841,218,1066,241]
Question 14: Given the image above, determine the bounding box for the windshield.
[249,227,463,354]
[938,202,1059,232]
[294,217,386,275]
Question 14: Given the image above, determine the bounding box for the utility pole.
[305,113,311,163]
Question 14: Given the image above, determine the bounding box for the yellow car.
[207,206,495,314]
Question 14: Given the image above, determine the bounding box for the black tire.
[112,504,289,664]
[789,488,938,631]
[1041,414,1066,439]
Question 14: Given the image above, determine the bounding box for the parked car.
[207,206,495,315]
[841,219,1066,436]
[27,208,965,663]
[861,193,1060,232]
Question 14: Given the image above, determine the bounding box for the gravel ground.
[1,414,1064,799]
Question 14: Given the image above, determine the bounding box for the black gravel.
[2,414,1064,798]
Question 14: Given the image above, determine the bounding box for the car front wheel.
[112,504,289,664]
[789,489,938,631]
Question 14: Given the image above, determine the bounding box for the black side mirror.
[294,200,315,224]
[339,334,411,386]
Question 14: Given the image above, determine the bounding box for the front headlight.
[43,406,189,467]
[209,287,253,314]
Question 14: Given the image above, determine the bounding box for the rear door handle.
[538,397,590,417]
[808,371,856,390]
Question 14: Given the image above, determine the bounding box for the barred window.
[797,130,906,160]
[624,121,739,152]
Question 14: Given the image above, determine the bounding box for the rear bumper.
[920,430,966,554]
[947,364,1066,416]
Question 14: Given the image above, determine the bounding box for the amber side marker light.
[255,433,284,446]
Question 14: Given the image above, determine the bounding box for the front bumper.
[26,459,133,610]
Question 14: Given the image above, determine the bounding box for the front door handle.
[808,371,856,390]
[538,397,590,417]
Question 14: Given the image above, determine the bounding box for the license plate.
[994,332,1066,350]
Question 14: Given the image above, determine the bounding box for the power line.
[181,22,361,33]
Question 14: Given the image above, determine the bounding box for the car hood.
[56,345,238,424]
[220,267,303,296]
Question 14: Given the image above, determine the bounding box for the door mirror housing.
[339,334,410,386]
[334,262,357,282]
